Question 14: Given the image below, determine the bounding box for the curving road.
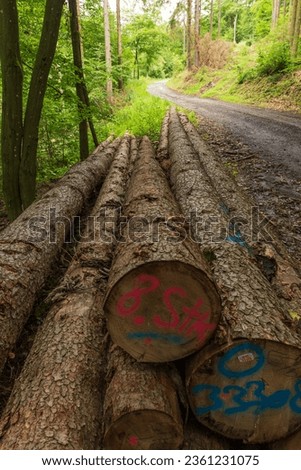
[148,81,301,178]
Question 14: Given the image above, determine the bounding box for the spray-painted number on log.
[116,274,215,343]
[192,343,301,415]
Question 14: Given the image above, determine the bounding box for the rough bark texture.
[104,136,221,363]
[0,138,120,375]
[0,137,131,450]
[20,0,65,208]
[177,113,301,317]
[165,109,301,443]
[292,0,301,56]
[103,344,183,450]
[0,0,23,220]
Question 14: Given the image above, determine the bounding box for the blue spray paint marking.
[127,332,185,345]
[218,342,265,379]
[193,380,296,417]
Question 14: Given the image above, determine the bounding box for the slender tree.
[69,0,98,161]
[116,0,123,90]
[209,0,214,38]
[291,0,301,56]
[218,0,222,37]
[19,0,65,209]
[0,0,65,218]
[272,0,281,28]
[187,0,193,69]
[194,0,201,67]
[103,0,113,104]
[0,0,23,219]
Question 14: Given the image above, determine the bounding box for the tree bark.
[187,0,193,69]
[272,0,281,28]
[289,0,298,46]
[104,136,221,363]
[0,0,23,220]
[218,0,222,37]
[165,108,301,443]
[103,344,183,450]
[210,0,214,38]
[177,113,301,317]
[0,138,120,375]
[19,0,65,209]
[291,0,301,56]
[233,13,238,43]
[69,0,98,160]
[103,0,113,104]
[194,0,201,67]
[116,0,123,90]
[0,138,131,449]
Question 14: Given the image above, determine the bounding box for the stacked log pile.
[161,108,301,444]
[0,137,130,449]
[0,114,301,449]
[0,137,120,373]
[104,136,221,362]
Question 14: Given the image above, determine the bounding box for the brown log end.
[186,339,301,443]
[103,410,183,450]
[104,260,221,362]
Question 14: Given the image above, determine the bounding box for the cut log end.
[103,410,183,450]
[105,260,220,362]
[187,339,301,444]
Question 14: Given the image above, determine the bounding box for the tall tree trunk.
[69,0,98,160]
[0,0,23,221]
[233,13,238,43]
[103,344,183,449]
[272,0,281,27]
[104,137,221,363]
[209,0,214,38]
[116,0,123,90]
[0,138,130,449]
[194,0,201,67]
[69,0,89,161]
[291,0,301,55]
[19,0,65,210]
[103,0,113,104]
[289,0,298,45]
[187,0,193,69]
[0,138,120,375]
[218,0,222,37]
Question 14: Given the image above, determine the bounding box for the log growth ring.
[104,260,221,362]
[187,339,301,443]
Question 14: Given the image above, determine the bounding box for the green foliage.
[105,79,169,141]
[256,41,292,76]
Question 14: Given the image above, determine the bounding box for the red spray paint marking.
[116,274,215,343]
[128,435,139,446]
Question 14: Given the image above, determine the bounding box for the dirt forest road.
[148,81,301,264]
[148,81,301,178]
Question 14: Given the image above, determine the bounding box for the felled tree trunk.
[104,136,221,363]
[103,344,184,450]
[0,137,131,449]
[0,138,120,374]
[167,108,301,444]
[177,112,301,313]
